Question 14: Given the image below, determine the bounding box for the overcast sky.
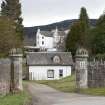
[0,0,105,27]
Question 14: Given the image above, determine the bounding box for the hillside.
[23,19,97,46]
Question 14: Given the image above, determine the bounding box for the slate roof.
[58,31,66,37]
[40,31,53,37]
[26,52,73,66]
[40,31,66,37]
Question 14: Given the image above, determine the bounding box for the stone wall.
[88,61,105,88]
[75,48,105,89]
[0,59,11,96]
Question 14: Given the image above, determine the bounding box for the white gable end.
[38,34,53,49]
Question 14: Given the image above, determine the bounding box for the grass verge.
[0,84,31,105]
[36,75,76,93]
[79,88,105,96]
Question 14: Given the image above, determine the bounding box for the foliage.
[66,22,82,55]
[80,88,105,96]
[79,7,90,29]
[66,7,90,55]
[1,0,23,42]
[92,53,105,60]
[91,13,105,55]
[0,16,21,57]
[66,7,105,56]
[0,91,31,105]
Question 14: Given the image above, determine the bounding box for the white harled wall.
[29,66,71,80]
[37,33,53,49]
[36,29,60,50]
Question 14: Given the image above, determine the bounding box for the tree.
[96,13,105,27]
[66,7,90,55]
[0,16,21,57]
[79,7,90,29]
[66,22,82,55]
[1,0,23,42]
[79,7,90,48]
[91,13,105,54]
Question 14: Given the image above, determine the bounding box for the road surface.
[27,83,105,105]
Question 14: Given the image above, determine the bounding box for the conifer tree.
[91,13,105,54]
[1,0,23,43]
[79,7,90,29]
[66,7,90,55]
[66,22,82,55]
[79,7,90,48]
[0,16,21,57]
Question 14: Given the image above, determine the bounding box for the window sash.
[59,69,63,77]
[47,70,54,78]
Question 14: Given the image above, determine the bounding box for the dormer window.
[53,55,61,64]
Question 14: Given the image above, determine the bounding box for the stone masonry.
[10,48,23,91]
[88,61,105,88]
[0,48,23,96]
[75,48,105,89]
[0,59,11,96]
[75,48,89,89]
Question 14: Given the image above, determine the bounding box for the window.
[42,36,44,39]
[42,41,44,45]
[59,69,63,77]
[47,70,54,78]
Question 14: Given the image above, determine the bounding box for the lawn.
[36,75,76,93]
[79,88,105,96]
[0,84,31,105]
[36,74,105,96]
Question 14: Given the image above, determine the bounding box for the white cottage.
[26,52,73,80]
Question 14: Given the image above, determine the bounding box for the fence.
[88,61,105,88]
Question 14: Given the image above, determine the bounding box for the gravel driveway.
[27,83,105,105]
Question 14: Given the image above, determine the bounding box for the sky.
[0,0,105,27]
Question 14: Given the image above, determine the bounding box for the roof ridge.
[27,52,71,54]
